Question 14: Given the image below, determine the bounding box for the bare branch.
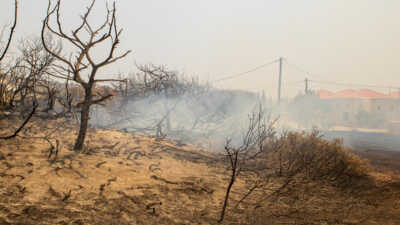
[0,0,18,62]
[0,101,37,139]
[76,94,113,108]
[41,0,74,70]
[94,78,125,83]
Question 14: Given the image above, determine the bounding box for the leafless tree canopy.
[41,0,131,86]
[41,0,131,150]
[219,105,278,223]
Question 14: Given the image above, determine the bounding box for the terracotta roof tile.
[317,89,397,99]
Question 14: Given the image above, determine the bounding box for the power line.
[285,59,400,90]
[213,58,280,83]
[211,56,399,93]
[284,59,320,79]
[284,60,309,75]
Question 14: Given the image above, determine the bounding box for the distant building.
[316,89,400,130]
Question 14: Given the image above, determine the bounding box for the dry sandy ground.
[0,117,400,224]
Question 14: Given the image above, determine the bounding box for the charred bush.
[272,130,371,187]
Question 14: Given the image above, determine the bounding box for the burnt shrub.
[270,130,371,187]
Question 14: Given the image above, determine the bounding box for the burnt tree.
[41,0,131,150]
[12,37,60,110]
[218,105,276,223]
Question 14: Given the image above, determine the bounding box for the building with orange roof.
[314,88,400,130]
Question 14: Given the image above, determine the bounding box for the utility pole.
[304,78,309,94]
[278,57,283,104]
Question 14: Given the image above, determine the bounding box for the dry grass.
[0,117,399,224]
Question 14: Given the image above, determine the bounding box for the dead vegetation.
[216,113,378,224]
[0,117,399,224]
[0,0,399,224]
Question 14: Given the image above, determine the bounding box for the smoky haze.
[91,78,271,150]
[1,0,398,151]
[89,74,400,153]
[0,0,399,98]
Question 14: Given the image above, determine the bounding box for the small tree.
[218,105,277,223]
[41,0,131,150]
[6,37,60,110]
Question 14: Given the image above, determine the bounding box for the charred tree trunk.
[218,150,239,223]
[218,169,236,223]
[45,95,55,112]
[74,87,92,151]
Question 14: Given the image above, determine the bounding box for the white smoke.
[90,86,272,150]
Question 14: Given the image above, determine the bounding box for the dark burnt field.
[324,130,400,174]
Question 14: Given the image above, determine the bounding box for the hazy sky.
[1,0,399,98]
